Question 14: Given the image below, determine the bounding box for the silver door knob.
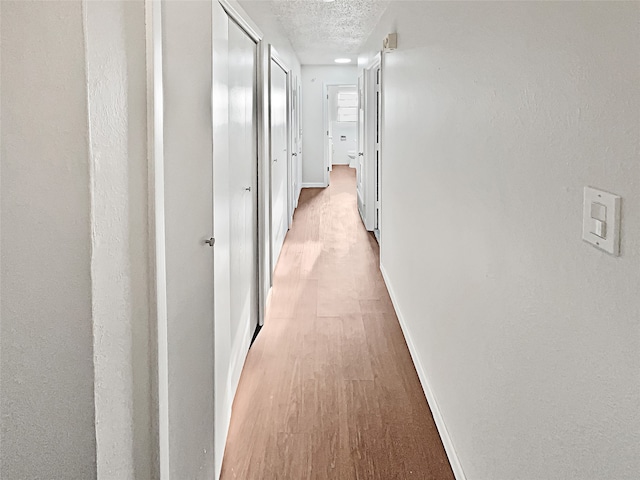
[292,153,297,156]
[273,158,278,162]
[245,187,251,191]
[204,237,215,247]
[358,152,364,156]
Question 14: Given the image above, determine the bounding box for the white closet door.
[270,61,288,269]
[228,19,257,352]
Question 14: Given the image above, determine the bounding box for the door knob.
[358,152,364,156]
[204,237,215,247]
[273,158,278,162]
[245,187,251,192]
[292,153,297,156]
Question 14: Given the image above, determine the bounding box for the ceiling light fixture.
[334,58,351,64]
[323,0,336,3]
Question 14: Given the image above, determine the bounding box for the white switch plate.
[582,186,621,256]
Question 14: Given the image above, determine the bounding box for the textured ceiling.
[239,0,390,65]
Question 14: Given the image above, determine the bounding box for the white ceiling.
[239,0,390,65]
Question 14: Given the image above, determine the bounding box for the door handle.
[273,158,278,162]
[245,187,251,192]
[204,237,215,247]
[292,153,297,156]
[358,152,364,156]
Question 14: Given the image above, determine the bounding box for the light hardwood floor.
[220,166,454,480]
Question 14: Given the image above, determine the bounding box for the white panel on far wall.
[582,186,622,256]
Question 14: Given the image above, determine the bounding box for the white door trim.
[270,47,289,73]
[218,0,263,42]
[145,1,168,477]
[363,53,381,233]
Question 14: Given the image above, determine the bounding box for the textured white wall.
[364,2,640,479]
[83,1,152,478]
[301,65,357,184]
[0,1,97,478]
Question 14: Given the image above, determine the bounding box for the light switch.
[591,219,606,238]
[590,202,607,222]
[582,186,621,256]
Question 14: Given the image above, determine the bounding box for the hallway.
[220,166,454,479]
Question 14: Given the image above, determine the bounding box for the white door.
[270,58,288,270]
[228,19,258,354]
[357,73,365,220]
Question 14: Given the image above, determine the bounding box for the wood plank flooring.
[220,166,455,480]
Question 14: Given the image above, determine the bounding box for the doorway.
[323,83,358,185]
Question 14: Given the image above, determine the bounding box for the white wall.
[83,1,153,478]
[363,2,640,479]
[301,65,357,184]
[0,2,97,477]
[331,122,356,166]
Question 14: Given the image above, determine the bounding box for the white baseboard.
[380,264,467,480]
[262,286,273,326]
[301,182,327,188]
[295,185,302,208]
[227,317,251,410]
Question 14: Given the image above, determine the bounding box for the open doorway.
[323,83,358,185]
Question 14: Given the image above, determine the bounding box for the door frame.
[290,74,301,221]
[219,0,264,328]
[268,45,291,280]
[356,72,365,222]
[362,53,382,234]
[323,82,357,186]
[218,0,271,330]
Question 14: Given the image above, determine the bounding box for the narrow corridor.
[220,166,454,479]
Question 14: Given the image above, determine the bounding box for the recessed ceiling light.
[323,0,336,2]
[334,58,351,64]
